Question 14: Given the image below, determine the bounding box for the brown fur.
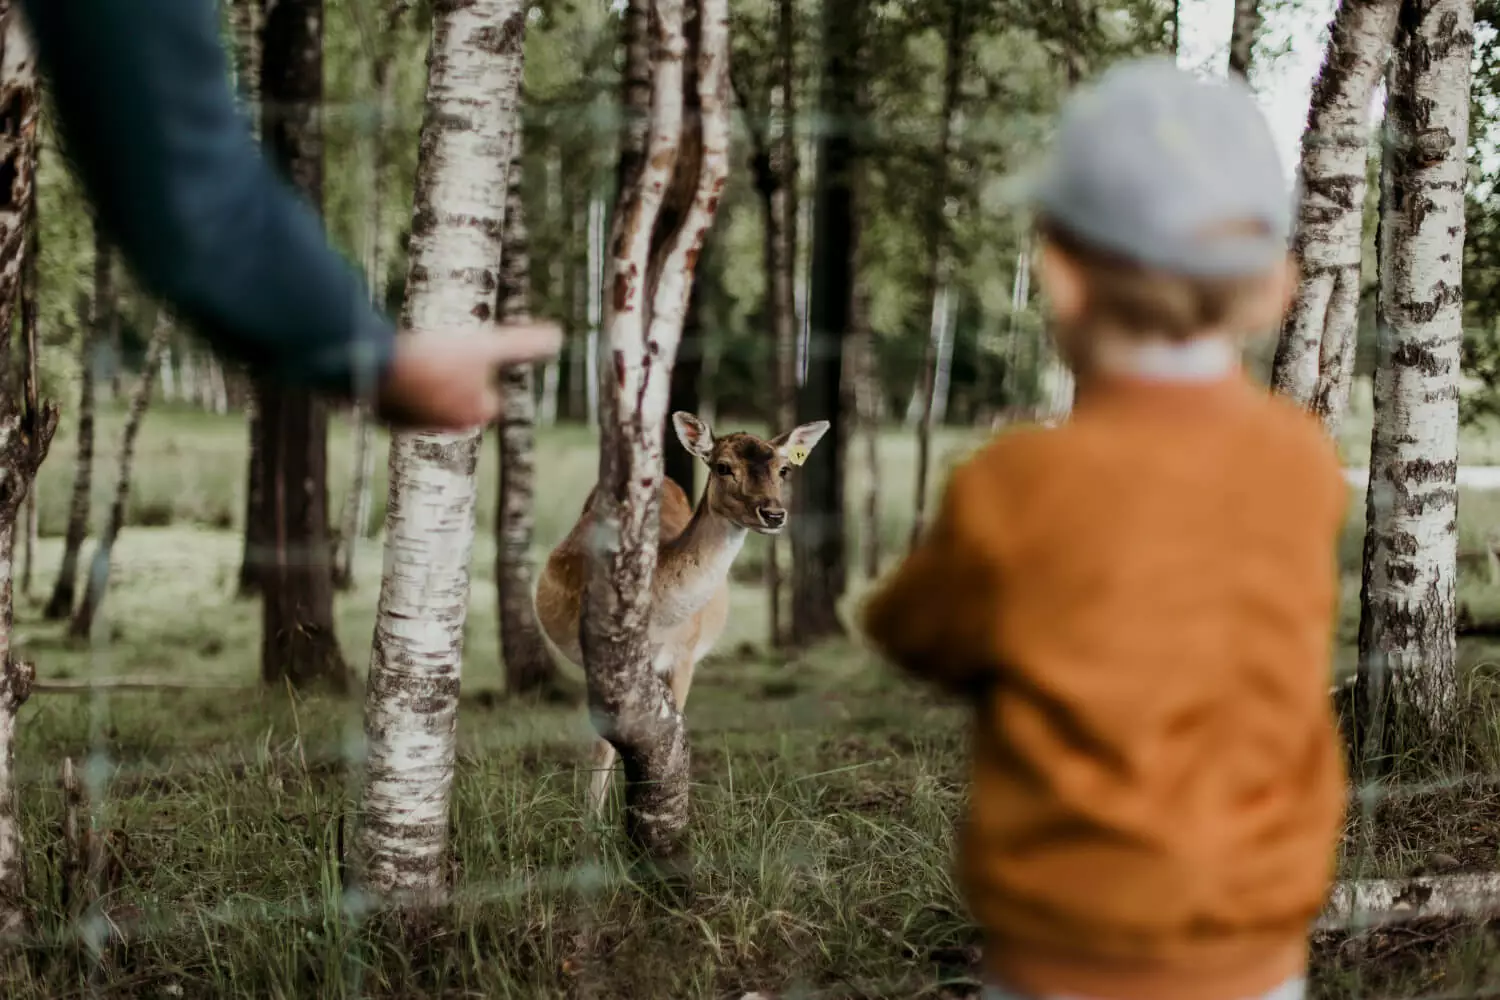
[533,414,828,817]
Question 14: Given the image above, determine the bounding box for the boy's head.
[1025,59,1296,373]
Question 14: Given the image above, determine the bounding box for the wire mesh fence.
[8,35,1500,994]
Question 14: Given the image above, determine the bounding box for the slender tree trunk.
[237,393,265,594]
[495,126,563,700]
[228,0,261,131]
[1354,0,1473,761]
[585,191,604,427]
[19,163,36,600]
[764,0,798,649]
[256,0,348,690]
[791,0,864,644]
[334,7,405,591]
[46,238,109,620]
[911,0,965,548]
[0,2,56,937]
[159,342,177,403]
[537,145,562,428]
[566,197,589,423]
[1227,0,1264,80]
[68,313,172,639]
[581,0,730,863]
[356,0,526,900]
[1269,0,1400,435]
[235,0,265,596]
[855,283,881,580]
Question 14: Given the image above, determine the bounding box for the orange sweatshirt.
[862,371,1348,1000]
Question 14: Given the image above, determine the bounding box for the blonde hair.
[1037,217,1284,342]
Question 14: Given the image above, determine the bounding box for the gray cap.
[1026,57,1291,277]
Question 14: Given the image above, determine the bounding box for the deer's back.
[534,478,697,666]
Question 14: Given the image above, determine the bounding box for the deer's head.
[673,412,830,535]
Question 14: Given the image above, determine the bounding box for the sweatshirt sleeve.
[20,0,395,400]
[859,460,1005,696]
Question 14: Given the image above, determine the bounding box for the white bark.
[1269,0,1400,433]
[0,520,31,938]
[585,191,603,427]
[159,343,177,402]
[538,360,560,427]
[1357,0,1472,733]
[1322,874,1500,928]
[207,354,228,415]
[357,0,526,901]
[180,348,199,407]
[0,6,49,927]
[581,0,731,858]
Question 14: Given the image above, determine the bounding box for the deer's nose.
[758,505,787,529]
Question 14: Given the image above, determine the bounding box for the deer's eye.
[715,462,734,477]
[778,466,790,479]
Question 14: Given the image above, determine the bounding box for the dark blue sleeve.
[19,0,395,399]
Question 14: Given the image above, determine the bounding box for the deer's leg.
[670,654,697,711]
[586,737,617,818]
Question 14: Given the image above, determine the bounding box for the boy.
[861,59,1347,1000]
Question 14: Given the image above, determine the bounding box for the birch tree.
[495,129,562,699]
[18,169,35,599]
[1356,0,1473,756]
[69,313,172,639]
[45,239,109,620]
[580,0,731,860]
[1269,0,1400,434]
[0,1,54,936]
[356,0,526,900]
[911,0,968,547]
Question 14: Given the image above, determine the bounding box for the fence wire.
[9,81,1500,1000]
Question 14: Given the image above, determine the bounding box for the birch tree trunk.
[356,0,526,901]
[69,313,172,639]
[18,165,36,600]
[0,1,55,937]
[1227,0,1263,80]
[495,127,562,700]
[159,342,177,403]
[855,284,881,580]
[255,0,349,689]
[911,0,966,548]
[46,240,109,620]
[1355,0,1473,759]
[585,191,603,427]
[1269,0,1399,436]
[581,0,730,862]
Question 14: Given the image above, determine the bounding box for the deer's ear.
[673,412,715,462]
[771,420,830,467]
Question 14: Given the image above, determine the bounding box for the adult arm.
[20,0,394,400]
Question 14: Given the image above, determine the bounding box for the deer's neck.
[652,497,747,630]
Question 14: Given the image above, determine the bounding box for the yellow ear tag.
[788,444,809,466]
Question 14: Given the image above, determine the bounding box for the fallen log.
[1321,874,1500,929]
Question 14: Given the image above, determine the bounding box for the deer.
[534,411,830,817]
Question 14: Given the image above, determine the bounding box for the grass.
[9,392,1500,997]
